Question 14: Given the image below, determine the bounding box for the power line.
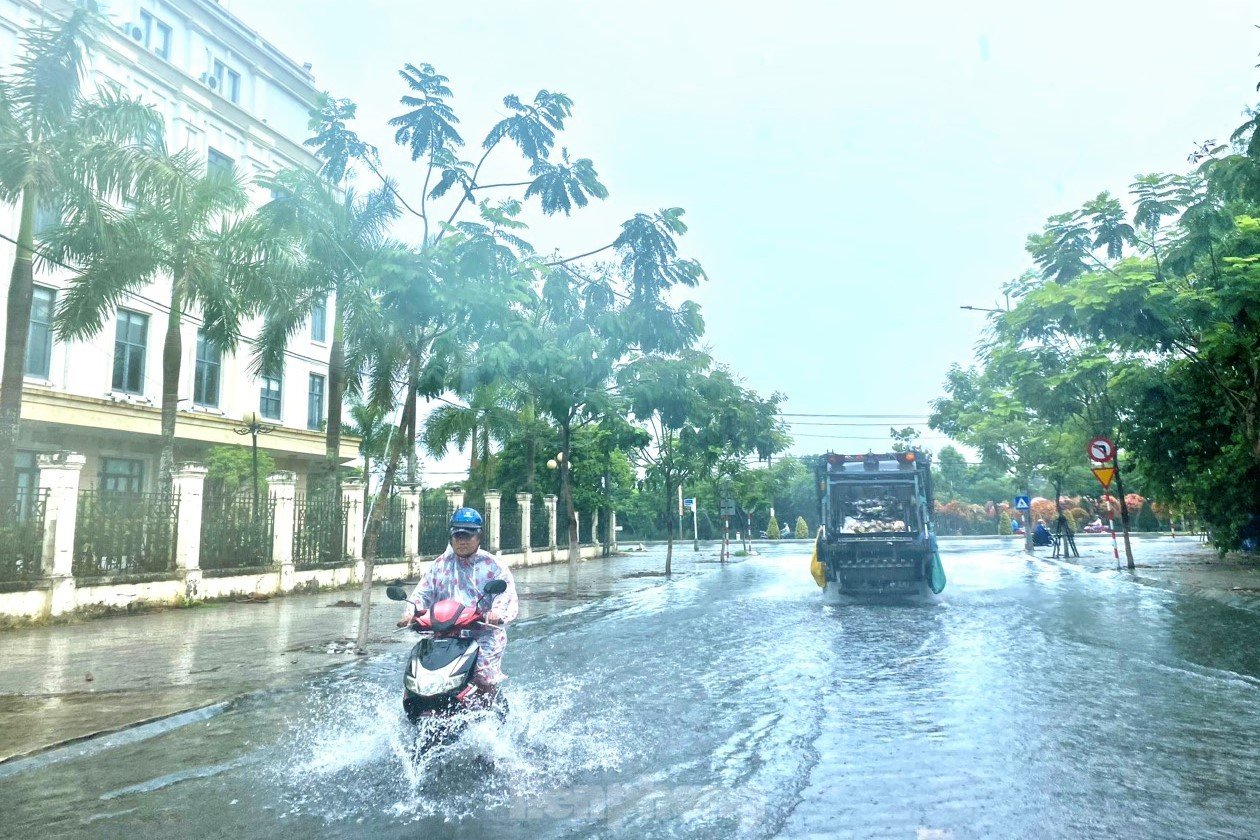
[782,421,935,428]
[776,412,931,419]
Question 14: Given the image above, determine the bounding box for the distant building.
[0,0,356,495]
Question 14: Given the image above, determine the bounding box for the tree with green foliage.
[794,516,809,539]
[48,149,275,491]
[767,516,781,539]
[0,7,164,504]
[205,445,275,499]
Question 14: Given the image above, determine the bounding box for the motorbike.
[385,578,509,736]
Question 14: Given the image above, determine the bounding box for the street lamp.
[957,298,1028,554]
[234,410,275,519]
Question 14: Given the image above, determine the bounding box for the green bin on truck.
[813,451,946,596]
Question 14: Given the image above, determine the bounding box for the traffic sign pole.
[693,502,699,553]
[722,515,730,562]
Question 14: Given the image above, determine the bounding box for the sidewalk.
[0,546,690,764]
[1046,533,1260,610]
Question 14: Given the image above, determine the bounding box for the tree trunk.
[362,454,371,525]
[482,423,492,493]
[469,418,478,482]
[601,461,612,558]
[1112,452,1135,570]
[325,307,347,562]
[560,418,579,567]
[405,395,417,483]
[356,358,420,653]
[0,188,37,507]
[663,475,674,577]
[157,285,184,491]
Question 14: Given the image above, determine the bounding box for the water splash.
[272,668,633,826]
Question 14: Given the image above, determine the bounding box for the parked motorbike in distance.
[386,579,509,748]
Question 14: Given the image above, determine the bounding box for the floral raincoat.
[407,547,519,687]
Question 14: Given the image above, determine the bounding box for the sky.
[231,0,1258,475]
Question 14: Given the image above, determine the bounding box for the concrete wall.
[0,546,605,625]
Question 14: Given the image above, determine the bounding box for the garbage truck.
[811,451,946,596]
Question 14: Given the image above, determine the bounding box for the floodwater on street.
[2,540,1260,839]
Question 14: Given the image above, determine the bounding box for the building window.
[140,10,172,60]
[213,59,241,104]
[33,199,59,236]
[260,362,283,420]
[112,309,148,394]
[101,458,144,494]
[25,286,55,379]
[307,374,325,431]
[193,330,221,407]
[311,297,327,343]
[207,148,233,178]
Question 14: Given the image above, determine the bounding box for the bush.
[1135,502,1161,532]
[767,516,781,539]
[206,445,275,498]
[1065,507,1090,531]
[998,510,1012,535]
[794,516,809,538]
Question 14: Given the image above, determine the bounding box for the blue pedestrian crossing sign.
[1013,495,1031,511]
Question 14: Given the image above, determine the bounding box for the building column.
[38,452,85,618]
[401,485,421,576]
[485,490,502,552]
[591,508,599,549]
[545,494,558,561]
[172,463,208,602]
[269,472,297,592]
[610,509,618,553]
[445,487,465,513]
[517,492,532,564]
[342,480,365,580]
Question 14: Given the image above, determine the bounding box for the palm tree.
[47,150,273,490]
[420,384,517,496]
[256,169,398,493]
[345,399,391,519]
[0,8,163,503]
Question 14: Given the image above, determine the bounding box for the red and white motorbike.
[386,579,508,733]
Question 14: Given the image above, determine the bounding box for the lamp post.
[960,300,1030,550]
[234,410,275,519]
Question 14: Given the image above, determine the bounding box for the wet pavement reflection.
[2,540,1260,838]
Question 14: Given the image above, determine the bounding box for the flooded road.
[3,540,1260,839]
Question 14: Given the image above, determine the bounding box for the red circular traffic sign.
[1087,436,1115,463]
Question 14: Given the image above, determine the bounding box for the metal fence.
[200,490,275,571]
[73,491,179,579]
[417,492,452,556]
[530,497,551,548]
[498,505,522,552]
[375,495,405,559]
[293,494,350,569]
[0,489,49,583]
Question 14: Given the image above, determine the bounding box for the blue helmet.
[449,507,484,534]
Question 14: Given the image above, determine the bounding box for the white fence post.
[445,488,465,513]
[485,490,502,552]
[343,480,365,579]
[401,485,421,575]
[610,509,618,553]
[269,472,297,592]
[517,492,532,564]
[545,494,558,561]
[38,452,85,617]
[172,463,208,602]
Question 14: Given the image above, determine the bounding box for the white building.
[0,0,356,495]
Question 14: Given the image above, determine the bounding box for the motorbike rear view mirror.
[385,585,409,602]
[483,579,508,596]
